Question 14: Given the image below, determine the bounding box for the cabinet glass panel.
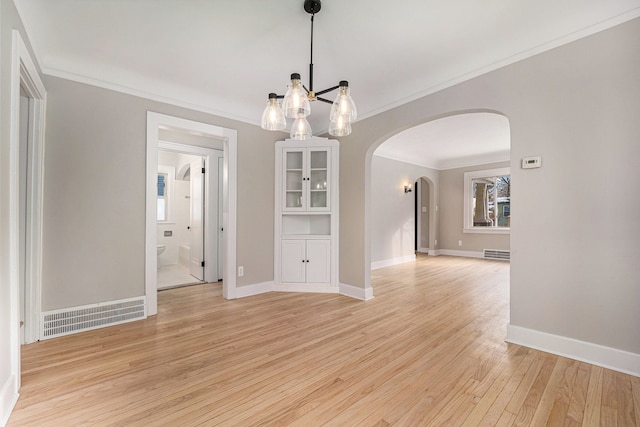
[285,151,304,209]
[310,151,327,169]
[309,191,327,208]
[309,150,328,209]
[286,151,303,169]
[286,192,303,208]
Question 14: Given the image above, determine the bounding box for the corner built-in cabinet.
[275,138,338,292]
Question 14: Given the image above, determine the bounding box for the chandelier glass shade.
[260,93,287,131]
[260,0,356,139]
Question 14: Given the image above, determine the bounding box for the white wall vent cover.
[41,297,146,339]
[483,249,511,261]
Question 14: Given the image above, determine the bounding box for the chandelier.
[260,0,357,139]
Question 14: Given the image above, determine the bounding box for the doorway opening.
[156,146,224,290]
[415,177,435,255]
[146,112,238,316]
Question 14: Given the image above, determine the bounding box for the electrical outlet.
[458,240,462,247]
[434,239,437,246]
[238,266,244,277]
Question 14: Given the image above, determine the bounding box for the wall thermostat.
[521,156,541,169]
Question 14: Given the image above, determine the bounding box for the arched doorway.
[365,110,510,295]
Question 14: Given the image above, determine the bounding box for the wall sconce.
[404,184,412,193]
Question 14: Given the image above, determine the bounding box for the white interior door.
[217,155,224,281]
[190,159,205,280]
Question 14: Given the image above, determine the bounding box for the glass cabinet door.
[308,149,329,210]
[284,150,304,209]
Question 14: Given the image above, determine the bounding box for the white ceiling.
[375,112,510,170]
[14,0,640,164]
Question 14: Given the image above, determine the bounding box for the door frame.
[8,29,47,395]
[146,112,237,315]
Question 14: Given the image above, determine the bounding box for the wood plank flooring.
[8,255,640,426]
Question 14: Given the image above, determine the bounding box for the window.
[157,166,174,222]
[463,167,510,233]
[157,173,168,221]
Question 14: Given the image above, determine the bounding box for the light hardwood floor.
[8,255,640,426]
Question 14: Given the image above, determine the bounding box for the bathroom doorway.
[156,142,223,290]
[146,112,237,315]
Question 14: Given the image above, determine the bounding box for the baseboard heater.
[41,297,146,340]
[483,249,510,261]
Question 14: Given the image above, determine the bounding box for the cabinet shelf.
[282,214,330,235]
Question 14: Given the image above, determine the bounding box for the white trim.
[371,254,416,270]
[418,247,430,254]
[8,30,47,408]
[0,375,19,427]
[235,281,374,301]
[340,283,374,301]
[507,324,640,378]
[146,112,238,315]
[273,284,339,294]
[43,67,260,127]
[428,249,441,256]
[437,249,484,259]
[235,281,275,299]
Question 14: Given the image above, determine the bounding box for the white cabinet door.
[281,239,330,284]
[305,240,330,283]
[282,147,331,212]
[307,149,330,212]
[283,149,305,211]
[281,240,306,283]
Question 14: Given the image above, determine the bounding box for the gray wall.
[438,161,510,252]
[339,18,640,355]
[41,76,280,310]
[370,155,438,264]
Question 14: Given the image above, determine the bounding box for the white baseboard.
[418,247,430,254]
[371,254,416,270]
[1,374,19,427]
[235,281,372,301]
[429,249,440,256]
[507,324,640,377]
[339,283,374,301]
[273,284,339,294]
[437,249,484,259]
[235,281,274,298]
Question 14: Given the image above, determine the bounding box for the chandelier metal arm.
[316,96,333,104]
[315,85,340,96]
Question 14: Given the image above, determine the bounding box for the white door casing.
[146,112,238,315]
